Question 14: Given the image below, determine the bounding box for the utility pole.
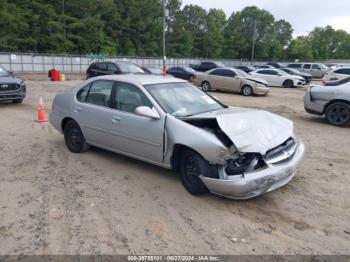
[251,20,256,66]
[63,0,66,38]
[162,0,167,75]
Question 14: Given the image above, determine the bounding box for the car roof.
[93,74,187,85]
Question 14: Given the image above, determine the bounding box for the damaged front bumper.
[200,141,305,199]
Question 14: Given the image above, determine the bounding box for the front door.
[109,81,165,164]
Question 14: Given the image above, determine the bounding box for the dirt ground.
[0,80,349,255]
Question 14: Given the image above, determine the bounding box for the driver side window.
[114,82,153,114]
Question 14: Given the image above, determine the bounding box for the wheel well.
[283,79,293,85]
[61,117,75,132]
[323,99,350,114]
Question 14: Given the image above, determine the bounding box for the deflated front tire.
[180,149,210,195]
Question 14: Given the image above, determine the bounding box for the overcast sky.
[182,0,350,37]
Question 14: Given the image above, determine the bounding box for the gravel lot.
[0,80,349,255]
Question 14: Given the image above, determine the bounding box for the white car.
[250,69,306,88]
[323,67,350,82]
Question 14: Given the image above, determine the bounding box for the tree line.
[1,0,350,60]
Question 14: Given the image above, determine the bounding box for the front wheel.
[12,99,23,104]
[64,120,90,153]
[325,102,350,127]
[201,81,211,92]
[241,85,253,96]
[283,80,294,88]
[180,150,209,195]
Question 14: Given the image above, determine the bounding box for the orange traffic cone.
[35,96,48,122]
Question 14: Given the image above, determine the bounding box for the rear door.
[109,81,165,164]
[311,64,323,78]
[74,80,116,148]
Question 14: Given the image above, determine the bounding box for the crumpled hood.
[186,107,294,155]
[245,77,268,85]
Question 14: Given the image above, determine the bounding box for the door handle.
[112,116,122,124]
[74,107,82,113]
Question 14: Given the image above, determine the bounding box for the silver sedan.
[50,75,305,199]
[304,79,350,127]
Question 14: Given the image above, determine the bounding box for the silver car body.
[193,67,269,95]
[287,63,328,78]
[304,81,350,115]
[50,75,305,199]
[323,67,350,82]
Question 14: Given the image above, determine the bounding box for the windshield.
[145,82,224,117]
[0,65,9,76]
[118,62,145,74]
[234,69,249,77]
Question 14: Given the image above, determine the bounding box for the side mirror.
[135,106,160,120]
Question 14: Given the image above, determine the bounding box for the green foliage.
[0,0,349,60]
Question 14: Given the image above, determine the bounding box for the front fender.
[164,115,231,166]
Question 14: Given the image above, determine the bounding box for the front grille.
[0,83,20,91]
[263,138,297,164]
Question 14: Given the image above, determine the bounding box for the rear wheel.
[325,102,350,127]
[64,120,90,153]
[201,81,211,92]
[241,85,253,96]
[283,79,294,88]
[180,150,209,195]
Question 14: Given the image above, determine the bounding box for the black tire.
[64,120,90,153]
[283,80,294,88]
[241,85,253,96]
[12,99,23,104]
[325,102,350,127]
[180,149,210,195]
[201,81,211,92]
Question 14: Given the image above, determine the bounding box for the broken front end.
[166,108,305,199]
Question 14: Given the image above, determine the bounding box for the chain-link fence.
[0,52,265,73]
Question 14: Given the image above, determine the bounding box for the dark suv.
[86,61,145,79]
[0,65,26,103]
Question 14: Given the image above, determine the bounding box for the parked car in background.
[193,67,269,96]
[142,67,163,75]
[304,80,350,127]
[258,65,275,69]
[86,61,145,79]
[280,68,312,84]
[50,74,305,199]
[250,69,305,88]
[235,65,255,73]
[323,67,350,82]
[286,63,328,78]
[167,66,196,81]
[267,62,285,68]
[323,77,350,86]
[190,61,225,72]
[0,64,26,103]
